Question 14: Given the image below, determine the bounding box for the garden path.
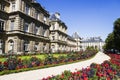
[0,52,110,80]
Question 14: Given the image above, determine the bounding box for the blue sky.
[37,0,120,41]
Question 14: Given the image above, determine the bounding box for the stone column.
[40,42,43,53]
[39,26,42,36]
[29,23,33,34]
[17,38,21,54]
[21,39,24,53]
[46,43,49,53]
[5,40,8,53]
[16,0,21,11]
[29,41,34,53]
[56,43,59,52]
[37,42,41,53]
[14,37,18,53]
[46,29,49,37]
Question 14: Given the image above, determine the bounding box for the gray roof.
[50,13,67,29]
[72,32,81,39]
[67,35,76,41]
[81,37,103,43]
[50,14,60,21]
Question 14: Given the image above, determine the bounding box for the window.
[0,20,4,31]
[34,43,38,51]
[35,11,39,19]
[43,16,47,23]
[42,28,46,36]
[0,3,5,11]
[10,20,14,31]
[8,40,14,53]
[34,26,39,34]
[51,45,55,52]
[52,24,55,30]
[43,43,46,52]
[52,36,55,40]
[24,23,29,32]
[24,41,29,52]
[25,4,30,15]
[11,2,15,11]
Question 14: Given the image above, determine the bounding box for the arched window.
[34,43,38,51]
[51,45,55,52]
[24,40,29,52]
[8,40,14,52]
[43,43,46,52]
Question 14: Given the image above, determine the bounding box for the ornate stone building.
[80,37,105,51]
[72,32,81,51]
[67,35,76,52]
[0,0,50,54]
[0,0,104,54]
[49,12,68,53]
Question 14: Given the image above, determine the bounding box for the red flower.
[77,71,80,75]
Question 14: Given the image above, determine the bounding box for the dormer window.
[25,4,30,15]
[43,16,47,23]
[11,1,15,11]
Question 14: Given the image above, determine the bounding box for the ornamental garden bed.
[0,53,67,62]
[0,50,97,75]
[42,53,120,80]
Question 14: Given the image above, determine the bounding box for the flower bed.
[0,50,97,75]
[42,61,120,80]
[42,53,120,80]
[109,54,120,66]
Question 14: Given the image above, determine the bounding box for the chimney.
[55,12,60,19]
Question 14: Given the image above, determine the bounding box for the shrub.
[0,62,3,71]
[5,56,18,70]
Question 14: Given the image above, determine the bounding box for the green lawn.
[0,54,67,62]
[19,54,46,60]
[0,58,7,62]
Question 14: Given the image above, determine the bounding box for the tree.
[113,18,120,50]
[104,33,115,50]
[104,18,120,51]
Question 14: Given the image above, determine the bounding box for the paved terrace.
[0,52,110,80]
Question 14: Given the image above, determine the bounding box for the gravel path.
[0,52,110,80]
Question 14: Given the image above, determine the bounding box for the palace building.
[0,0,105,54]
[49,12,68,53]
[0,0,50,54]
[80,37,105,51]
[67,35,77,52]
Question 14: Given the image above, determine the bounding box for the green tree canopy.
[104,18,120,51]
[104,33,115,50]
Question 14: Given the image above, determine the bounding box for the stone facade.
[0,0,104,54]
[49,12,68,53]
[80,37,105,51]
[72,32,81,51]
[67,35,76,52]
[0,0,50,54]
